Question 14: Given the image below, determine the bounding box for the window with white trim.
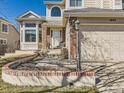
[115,0,121,6]
[0,39,7,45]
[25,23,36,27]
[51,7,61,17]
[25,30,36,42]
[70,0,82,7]
[2,24,8,33]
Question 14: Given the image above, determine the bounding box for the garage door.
[80,31,124,62]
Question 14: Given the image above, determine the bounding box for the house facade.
[17,0,124,62]
[0,18,19,54]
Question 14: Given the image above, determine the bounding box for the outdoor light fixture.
[75,20,80,31]
[75,19,81,71]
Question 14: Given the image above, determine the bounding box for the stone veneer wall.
[2,57,95,86]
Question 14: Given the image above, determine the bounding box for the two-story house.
[0,17,19,54]
[17,0,124,62]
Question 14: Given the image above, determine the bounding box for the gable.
[18,11,41,19]
[22,13,39,18]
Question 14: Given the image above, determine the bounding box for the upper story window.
[70,0,82,7]
[25,23,36,27]
[51,6,61,17]
[2,24,8,33]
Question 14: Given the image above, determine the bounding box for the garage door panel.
[110,33,120,41]
[80,31,124,62]
[110,45,120,61]
[119,33,124,41]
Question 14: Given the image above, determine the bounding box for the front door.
[52,30,61,48]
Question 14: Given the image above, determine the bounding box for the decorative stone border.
[2,56,96,86]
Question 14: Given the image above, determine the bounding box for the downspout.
[68,14,71,62]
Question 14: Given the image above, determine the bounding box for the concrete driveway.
[82,62,124,93]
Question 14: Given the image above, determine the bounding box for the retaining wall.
[2,57,95,86]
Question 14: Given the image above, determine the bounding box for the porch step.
[47,49,61,55]
[46,49,62,59]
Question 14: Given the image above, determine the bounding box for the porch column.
[42,26,47,50]
[70,27,77,61]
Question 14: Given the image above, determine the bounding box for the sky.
[0,0,62,26]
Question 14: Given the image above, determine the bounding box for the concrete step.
[47,49,61,55]
[46,49,62,59]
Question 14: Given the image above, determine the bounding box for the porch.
[42,21,66,50]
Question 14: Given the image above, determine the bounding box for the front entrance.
[52,30,61,48]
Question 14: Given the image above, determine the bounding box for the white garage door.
[80,31,124,62]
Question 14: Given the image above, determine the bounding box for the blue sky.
[0,0,62,26]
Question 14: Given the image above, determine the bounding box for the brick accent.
[2,59,95,77]
[42,26,47,50]
[70,28,77,60]
[46,28,51,49]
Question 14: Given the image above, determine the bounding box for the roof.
[45,0,65,6]
[0,17,10,23]
[64,8,124,17]
[42,21,64,27]
[16,11,45,22]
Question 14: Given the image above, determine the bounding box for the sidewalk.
[0,50,35,59]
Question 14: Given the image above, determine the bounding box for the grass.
[0,56,99,93]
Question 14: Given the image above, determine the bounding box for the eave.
[16,17,46,22]
[64,8,124,18]
[45,1,65,6]
[42,20,64,27]
[64,12,124,18]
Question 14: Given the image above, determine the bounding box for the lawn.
[0,55,99,93]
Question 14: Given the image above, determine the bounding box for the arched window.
[51,6,61,17]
